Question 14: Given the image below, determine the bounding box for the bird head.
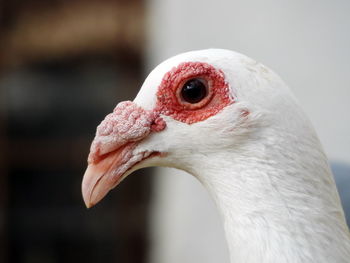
[82,49,296,208]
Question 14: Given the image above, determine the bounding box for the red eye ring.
[155,61,233,124]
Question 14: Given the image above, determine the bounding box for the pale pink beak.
[81,101,166,208]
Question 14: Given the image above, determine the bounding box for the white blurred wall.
[145,1,350,263]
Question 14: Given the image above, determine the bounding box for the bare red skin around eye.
[155,62,234,124]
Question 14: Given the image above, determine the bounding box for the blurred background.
[0,0,349,263]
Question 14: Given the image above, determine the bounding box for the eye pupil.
[181,79,207,104]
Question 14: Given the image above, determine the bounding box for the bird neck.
[192,136,350,263]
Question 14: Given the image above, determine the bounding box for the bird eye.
[180,78,208,104]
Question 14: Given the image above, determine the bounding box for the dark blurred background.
[0,0,152,262]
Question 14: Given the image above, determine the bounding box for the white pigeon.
[82,49,350,263]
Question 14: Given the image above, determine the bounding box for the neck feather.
[191,129,350,263]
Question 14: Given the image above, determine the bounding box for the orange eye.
[180,78,208,104]
[155,61,233,124]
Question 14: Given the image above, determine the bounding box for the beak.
[82,143,135,208]
[81,101,166,208]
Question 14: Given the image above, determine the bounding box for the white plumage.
[82,49,350,262]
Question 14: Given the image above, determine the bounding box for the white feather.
[133,49,350,262]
